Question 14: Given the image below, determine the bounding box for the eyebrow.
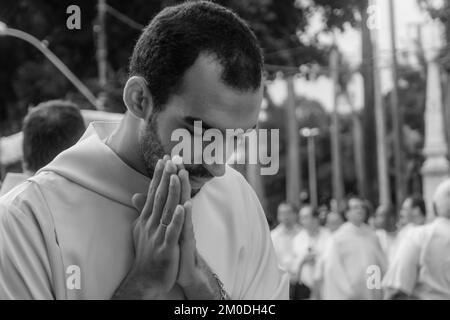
[183,116,257,131]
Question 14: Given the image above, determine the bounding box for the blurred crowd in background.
[271,189,450,300]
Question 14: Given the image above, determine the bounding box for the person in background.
[271,202,301,299]
[317,204,329,226]
[293,205,331,300]
[373,204,396,263]
[325,210,344,233]
[0,100,85,196]
[390,195,427,258]
[398,195,427,230]
[383,179,450,299]
[320,197,387,299]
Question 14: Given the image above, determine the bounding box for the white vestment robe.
[271,224,301,283]
[383,217,450,299]
[320,222,387,300]
[0,121,288,300]
[293,227,331,289]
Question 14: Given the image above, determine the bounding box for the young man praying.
[0,1,288,300]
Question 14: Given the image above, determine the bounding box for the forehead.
[174,54,262,130]
[376,209,387,217]
[278,204,295,214]
[349,198,363,207]
[402,199,412,209]
[300,207,313,217]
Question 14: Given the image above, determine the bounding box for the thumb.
[132,193,147,212]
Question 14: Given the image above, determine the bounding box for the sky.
[267,0,439,114]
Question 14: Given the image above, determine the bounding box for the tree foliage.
[1,0,362,135]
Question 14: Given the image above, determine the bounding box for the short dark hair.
[300,204,320,219]
[129,1,263,110]
[407,195,427,217]
[22,100,86,173]
[278,201,297,214]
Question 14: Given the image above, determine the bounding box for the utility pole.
[370,0,391,206]
[389,0,405,212]
[95,0,108,110]
[286,75,301,209]
[330,46,344,209]
[345,91,365,198]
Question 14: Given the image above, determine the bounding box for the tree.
[0,0,370,219]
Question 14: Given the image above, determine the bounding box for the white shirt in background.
[389,223,417,263]
[320,222,387,300]
[293,227,331,289]
[375,229,396,263]
[383,217,450,299]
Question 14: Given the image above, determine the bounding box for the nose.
[205,163,226,178]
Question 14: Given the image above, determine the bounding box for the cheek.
[158,121,183,153]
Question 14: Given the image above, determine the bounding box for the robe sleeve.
[240,186,289,300]
[321,238,355,299]
[0,202,54,299]
[0,183,64,300]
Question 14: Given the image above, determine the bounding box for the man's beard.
[139,113,213,186]
[139,113,166,178]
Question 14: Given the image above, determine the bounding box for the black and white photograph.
[0,0,449,308]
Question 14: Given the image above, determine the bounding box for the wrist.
[180,269,219,300]
[180,269,229,300]
[119,268,166,300]
[180,268,210,292]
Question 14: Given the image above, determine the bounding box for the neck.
[350,221,363,228]
[283,224,296,231]
[105,113,148,177]
[307,225,319,236]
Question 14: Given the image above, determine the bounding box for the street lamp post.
[0,22,99,109]
[301,127,320,208]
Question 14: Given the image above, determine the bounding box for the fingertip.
[172,155,183,166]
[178,169,189,180]
[166,160,177,173]
[155,159,163,171]
[131,193,139,205]
[132,193,145,210]
[170,174,181,186]
[184,200,192,210]
[174,205,185,224]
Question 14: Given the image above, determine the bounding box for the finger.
[140,159,165,221]
[148,160,177,228]
[164,205,185,246]
[160,174,181,226]
[172,155,185,171]
[178,169,191,204]
[132,193,146,212]
[163,154,171,161]
[181,201,195,246]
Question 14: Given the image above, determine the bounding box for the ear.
[123,76,154,120]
